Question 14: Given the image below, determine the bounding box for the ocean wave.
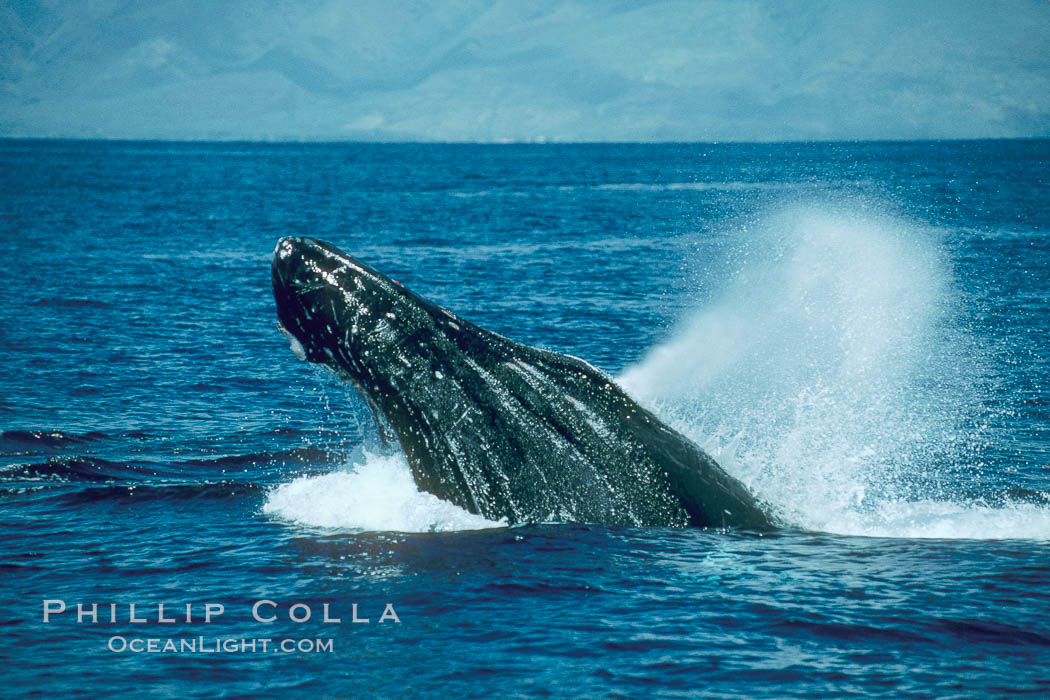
[42,481,265,506]
[181,446,334,469]
[0,447,334,485]
[26,298,112,308]
[593,181,802,192]
[0,429,110,450]
[0,429,160,455]
[1,455,146,482]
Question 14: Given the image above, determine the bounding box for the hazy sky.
[2,0,1048,141]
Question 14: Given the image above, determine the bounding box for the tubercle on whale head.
[270,236,457,394]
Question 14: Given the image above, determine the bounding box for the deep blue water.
[2,140,1049,697]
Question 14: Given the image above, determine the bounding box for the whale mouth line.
[277,321,308,361]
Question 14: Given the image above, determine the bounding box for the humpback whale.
[272,237,772,529]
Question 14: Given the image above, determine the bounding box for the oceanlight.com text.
[107,636,335,654]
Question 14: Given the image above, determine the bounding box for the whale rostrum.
[272,236,773,529]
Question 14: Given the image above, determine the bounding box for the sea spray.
[618,202,1026,538]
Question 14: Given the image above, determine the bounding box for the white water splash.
[263,448,504,532]
[620,202,1050,541]
[815,500,1050,541]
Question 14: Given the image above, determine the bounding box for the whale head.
[272,236,444,385]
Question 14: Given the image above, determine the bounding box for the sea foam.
[263,448,504,532]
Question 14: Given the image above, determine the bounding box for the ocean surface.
[1,139,1048,698]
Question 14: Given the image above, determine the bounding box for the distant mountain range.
[2,0,1048,141]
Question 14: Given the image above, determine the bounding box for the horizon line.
[3,136,1048,146]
